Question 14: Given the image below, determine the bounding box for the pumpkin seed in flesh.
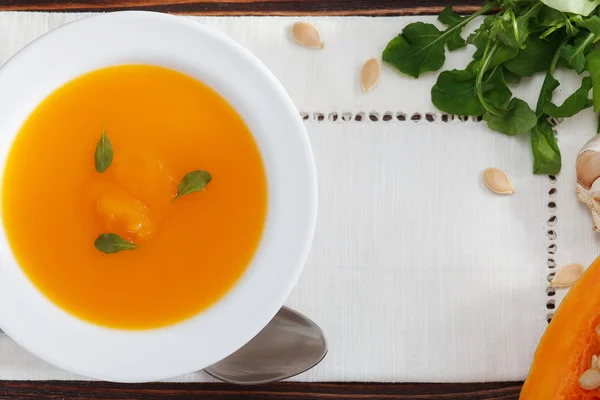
[580,369,600,390]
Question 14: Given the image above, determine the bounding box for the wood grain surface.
[0,0,483,15]
[0,0,526,398]
[0,381,522,399]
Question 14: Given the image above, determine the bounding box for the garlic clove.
[575,136,600,231]
[551,263,585,288]
[576,183,600,232]
[360,58,381,93]
[591,177,600,202]
[483,168,514,195]
[576,134,600,189]
[292,22,324,49]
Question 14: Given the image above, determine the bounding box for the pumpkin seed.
[579,368,600,390]
[551,263,585,288]
[483,168,515,195]
[360,58,381,93]
[292,22,323,49]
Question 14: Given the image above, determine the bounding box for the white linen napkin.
[0,12,583,382]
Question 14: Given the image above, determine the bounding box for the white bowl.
[0,11,317,382]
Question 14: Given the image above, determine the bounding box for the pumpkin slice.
[521,256,600,399]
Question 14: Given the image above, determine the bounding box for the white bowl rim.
[0,11,317,382]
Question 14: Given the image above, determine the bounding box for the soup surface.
[2,65,267,329]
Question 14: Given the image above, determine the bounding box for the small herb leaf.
[173,170,212,202]
[94,233,137,254]
[95,129,113,173]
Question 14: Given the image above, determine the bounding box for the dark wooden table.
[0,1,523,398]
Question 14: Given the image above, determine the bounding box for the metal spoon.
[204,306,327,384]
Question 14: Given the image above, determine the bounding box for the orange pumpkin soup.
[2,65,267,329]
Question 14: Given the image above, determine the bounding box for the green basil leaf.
[483,98,537,136]
[438,6,467,51]
[543,76,593,117]
[94,233,137,254]
[94,128,113,173]
[504,35,561,77]
[587,47,600,112]
[531,118,561,175]
[382,22,446,78]
[173,170,212,202]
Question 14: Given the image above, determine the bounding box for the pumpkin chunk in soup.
[2,65,267,329]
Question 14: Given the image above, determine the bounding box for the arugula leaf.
[481,67,513,109]
[531,118,561,175]
[538,6,572,38]
[483,98,538,136]
[537,6,565,27]
[432,66,512,116]
[587,47,600,112]
[504,35,561,77]
[431,69,484,115]
[543,76,593,117]
[438,6,466,51]
[491,4,542,49]
[503,67,522,83]
[541,0,600,17]
[469,29,520,69]
[382,23,446,78]
[383,2,499,78]
[560,32,595,74]
[571,15,600,36]
[536,74,560,116]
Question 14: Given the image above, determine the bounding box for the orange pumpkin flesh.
[521,256,600,399]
